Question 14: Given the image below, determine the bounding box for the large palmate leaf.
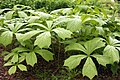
[67,18,82,32]
[0,31,13,46]
[64,55,86,70]
[35,49,54,62]
[34,32,51,48]
[65,43,86,53]
[103,45,119,64]
[26,52,37,67]
[53,28,72,40]
[84,38,105,55]
[8,66,17,75]
[92,54,110,66]
[82,57,97,79]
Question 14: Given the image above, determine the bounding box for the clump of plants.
[0,0,120,79]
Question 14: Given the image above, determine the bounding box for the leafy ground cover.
[0,0,120,80]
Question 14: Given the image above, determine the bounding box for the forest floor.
[0,51,120,80]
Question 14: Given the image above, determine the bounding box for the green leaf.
[82,57,97,79]
[95,27,105,35]
[51,8,72,15]
[113,32,120,37]
[19,52,27,57]
[13,23,26,33]
[92,54,110,66]
[76,5,88,13]
[15,33,24,43]
[62,39,77,44]
[53,28,72,40]
[22,30,41,41]
[67,18,82,32]
[111,63,118,75]
[26,52,37,67]
[34,32,51,48]
[0,8,11,14]
[0,31,13,46]
[65,43,86,53]
[7,24,14,31]
[62,8,72,15]
[81,14,90,23]
[38,12,52,19]
[50,9,63,14]
[17,28,32,32]
[5,11,14,19]
[0,27,8,31]
[64,55,86,70]
[35,49,54,61]
[4,61,13,66]
[19,56,26,63]
[4,53,14,61]
[28,16,40,23]
[18,64,27,71]
[96,19,106,26]
[28,23,48,30]
[83,18,105,26]
[46,21,53,29]
[107,36,115,46]
[116,47,120,51]
[8,66,17,75]
[12,47,30,53]
[107,36,120,46]
[18,11,28,18]
[84,38,105,55]
[11,53,18,63]
[103,45,119,64]
[53,16,71,28]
